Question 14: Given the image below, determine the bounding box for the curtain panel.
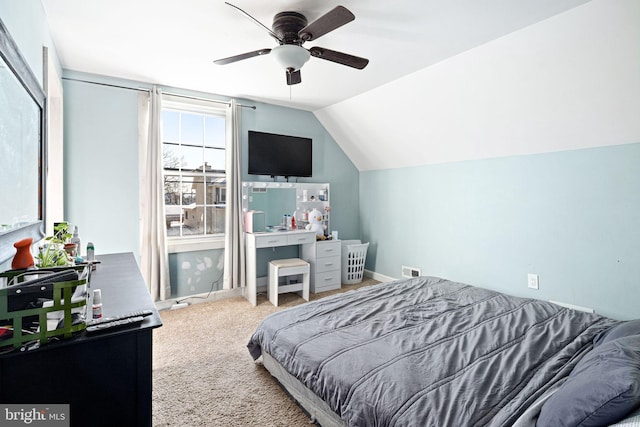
[138,87,170,301]
[224,100,246,289]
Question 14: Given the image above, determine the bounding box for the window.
[161,100,227,239]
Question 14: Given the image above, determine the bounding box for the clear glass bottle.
[70,225,81,256]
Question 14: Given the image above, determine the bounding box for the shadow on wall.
[169,250,225,298]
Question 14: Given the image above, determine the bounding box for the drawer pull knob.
[324,277,332,281]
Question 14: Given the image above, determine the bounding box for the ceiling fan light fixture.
[271,44,310,71]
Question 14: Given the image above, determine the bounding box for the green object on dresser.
[0,265,89,351]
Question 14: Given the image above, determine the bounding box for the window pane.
[164,172,182,236]
[164,176,181,205]
[204,147,225,171]
[206,179,226,205]
[182,145,204,171]
[165,200,183,237]
[180,113,203,145]
[163,143,181,170]
[215,184,226,205]
[183,205,204,236]
[207,206,226,234]
[205,180,214,205]
[178,176,195,205]
[205,116,225,148]
[190,176,207,205]
[162,110,180,142]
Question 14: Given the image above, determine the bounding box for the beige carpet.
[152,279,379,427]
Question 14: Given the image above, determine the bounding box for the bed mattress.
[248,277,619,426]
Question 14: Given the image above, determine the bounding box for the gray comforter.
[248,277,618,426]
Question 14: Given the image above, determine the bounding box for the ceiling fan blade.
[225,2,283,42]
[286,69,302,85]
[214,48,271,65]
[298,6,355,42]
[308,47,369,69]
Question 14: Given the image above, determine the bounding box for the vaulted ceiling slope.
[316,0,640,171]
[42,0,639,171]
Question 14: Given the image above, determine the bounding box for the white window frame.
[162,96,228,253]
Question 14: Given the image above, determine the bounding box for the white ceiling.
[41,0,592,112]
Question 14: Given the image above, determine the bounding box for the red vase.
[12,237,35,269]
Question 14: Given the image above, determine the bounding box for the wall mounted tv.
[248,130,312,178]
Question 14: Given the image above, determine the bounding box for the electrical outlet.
[171,302,189,310]
[527,274,539,290]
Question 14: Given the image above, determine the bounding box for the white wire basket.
[341,240,369,285]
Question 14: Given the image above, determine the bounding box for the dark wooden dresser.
[0,252,162,426]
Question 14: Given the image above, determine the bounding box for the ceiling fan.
[214,2,369,85]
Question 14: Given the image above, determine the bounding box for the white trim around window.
[167,236,225,254]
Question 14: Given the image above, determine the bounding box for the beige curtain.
[223,99,245,289]
[138,86,170,300]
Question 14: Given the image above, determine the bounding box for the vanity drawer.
[254,234,288,248]
[317,241,340,258]
[287,233,316,245]
[311,270,341,293]
[315,255,341,273]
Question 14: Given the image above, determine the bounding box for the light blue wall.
[169,250,224,298]
[0,0,63,86]
[360,143,640,320]
[242,101,360,240]
[62,77,360,284]
[0,1,62,272]
[63,79,140,258]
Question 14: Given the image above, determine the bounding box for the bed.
[248,276,640,427]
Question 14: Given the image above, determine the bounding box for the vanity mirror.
[242,182,330,233]
[0,18,47,263]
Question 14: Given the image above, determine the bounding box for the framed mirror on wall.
[242,181,331,233]
[0,17,47,264]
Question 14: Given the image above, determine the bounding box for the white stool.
[268,258,310,307]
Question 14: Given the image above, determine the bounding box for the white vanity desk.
[245,230,316,306]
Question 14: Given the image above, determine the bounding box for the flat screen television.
[248,130,312,178]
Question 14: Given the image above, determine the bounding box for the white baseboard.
[364,269,398,283]
[549,300,595,314]
[156,271,398,311]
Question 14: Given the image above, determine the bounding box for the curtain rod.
[163,91,256,109]
[61,76,257,109]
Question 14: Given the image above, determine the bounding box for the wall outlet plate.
[170,302,189,310]
[402,266,422,279]
[527,273,539,289]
